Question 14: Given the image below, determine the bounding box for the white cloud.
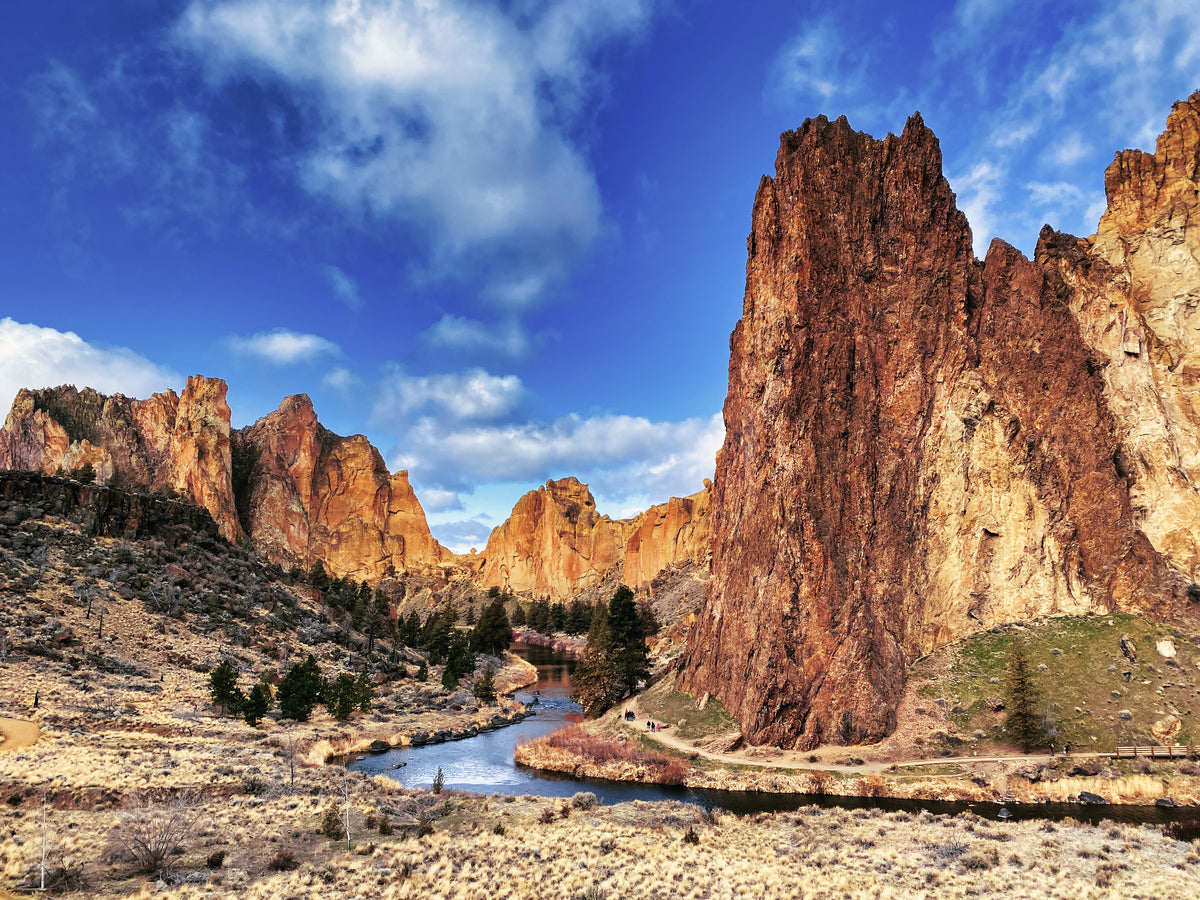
[418,487,464,513]
[0,318,182,415]
[429,518,493,555]
[177,0,658,302]
[767,20,846,103]
[228,328,340,364]
[949,160,1004,258]
[1024,181,1085,208]
[423,314,533,358]
[323,265,363,310]
[322,366,360,392]
[1051,133,1089,167]
[393,410,723,516]
[373,366,524,425]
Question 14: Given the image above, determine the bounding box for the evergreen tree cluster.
[305,562,396,653]
[571,586,652,717]
[208,653,373,725]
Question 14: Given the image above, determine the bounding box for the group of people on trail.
[622,708,666,732]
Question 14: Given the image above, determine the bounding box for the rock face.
[683,99,1200,750]
[621,483,713,589]
[0,381,446,581]
[0,378,242,542]
[475,477,624,600]
[234,395,446,581]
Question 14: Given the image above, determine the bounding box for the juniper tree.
[470,596,512,655]
[208,659,243,715]
[242,681,271,727]
[571,598,616,717]
[278,655,323,722]
[474,664,497,704]
[1004,638,1043,751]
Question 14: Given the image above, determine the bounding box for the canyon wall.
[0,380,446,582]
[1,384,710,593]
[471,477,713,601]
[683,97,1200,750]
[233,394,447,581]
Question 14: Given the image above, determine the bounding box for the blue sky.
[1,1,1197,553]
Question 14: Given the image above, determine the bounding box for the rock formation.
[0,377,242,542]
[234,394,447,581]
[683,96,1200,750]
[621,483,712,589]
[0,381,446,581]
[474,477,624,600]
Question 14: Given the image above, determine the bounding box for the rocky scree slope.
[683,95,1200,750]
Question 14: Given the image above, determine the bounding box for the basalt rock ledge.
[682,95,1200,750]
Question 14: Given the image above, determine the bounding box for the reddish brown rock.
[0,379,242,541]
[683,105,1191,750]
[475,477,624,600]
[154,375,242,543]
[621,482,712,589]
[0,383,447,580]
[234,394,447,582]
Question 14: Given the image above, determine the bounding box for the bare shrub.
[267,850,298,872]
[539,807,557,824]
[20,856,87,894]
[571,791,598,810]
[107,792,200,876]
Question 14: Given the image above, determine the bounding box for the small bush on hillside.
[320,806,345,841]
[571,792,598,810]
[267,851,298,871]
[107,792,200,875]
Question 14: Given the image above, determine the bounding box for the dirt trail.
[625,698,1099,774]
[0,717,39,753]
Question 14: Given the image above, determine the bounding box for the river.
[349,642,1200,837]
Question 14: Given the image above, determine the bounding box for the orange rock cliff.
[0,386,711,590]
[0,381,446,581]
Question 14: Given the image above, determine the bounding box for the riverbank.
[312,652,539,763]
[510,630,585,657]
[515,697,1200,808]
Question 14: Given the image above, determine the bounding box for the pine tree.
[571,599,616,717]
[325,673,358,720]
[242,681,271,726]
[1004,639,1043,751]
[421,609,453,663]
[474,664,497,704]
[470,597,512,655]
[510,602,527,628]
[278,655,323,722]
[402,611,423,647]
[608,586,649,699]
[209,659,244,715]
[566,599,591,634]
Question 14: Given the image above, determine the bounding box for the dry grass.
[13,797,1188,899]
[516,725,690,785]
